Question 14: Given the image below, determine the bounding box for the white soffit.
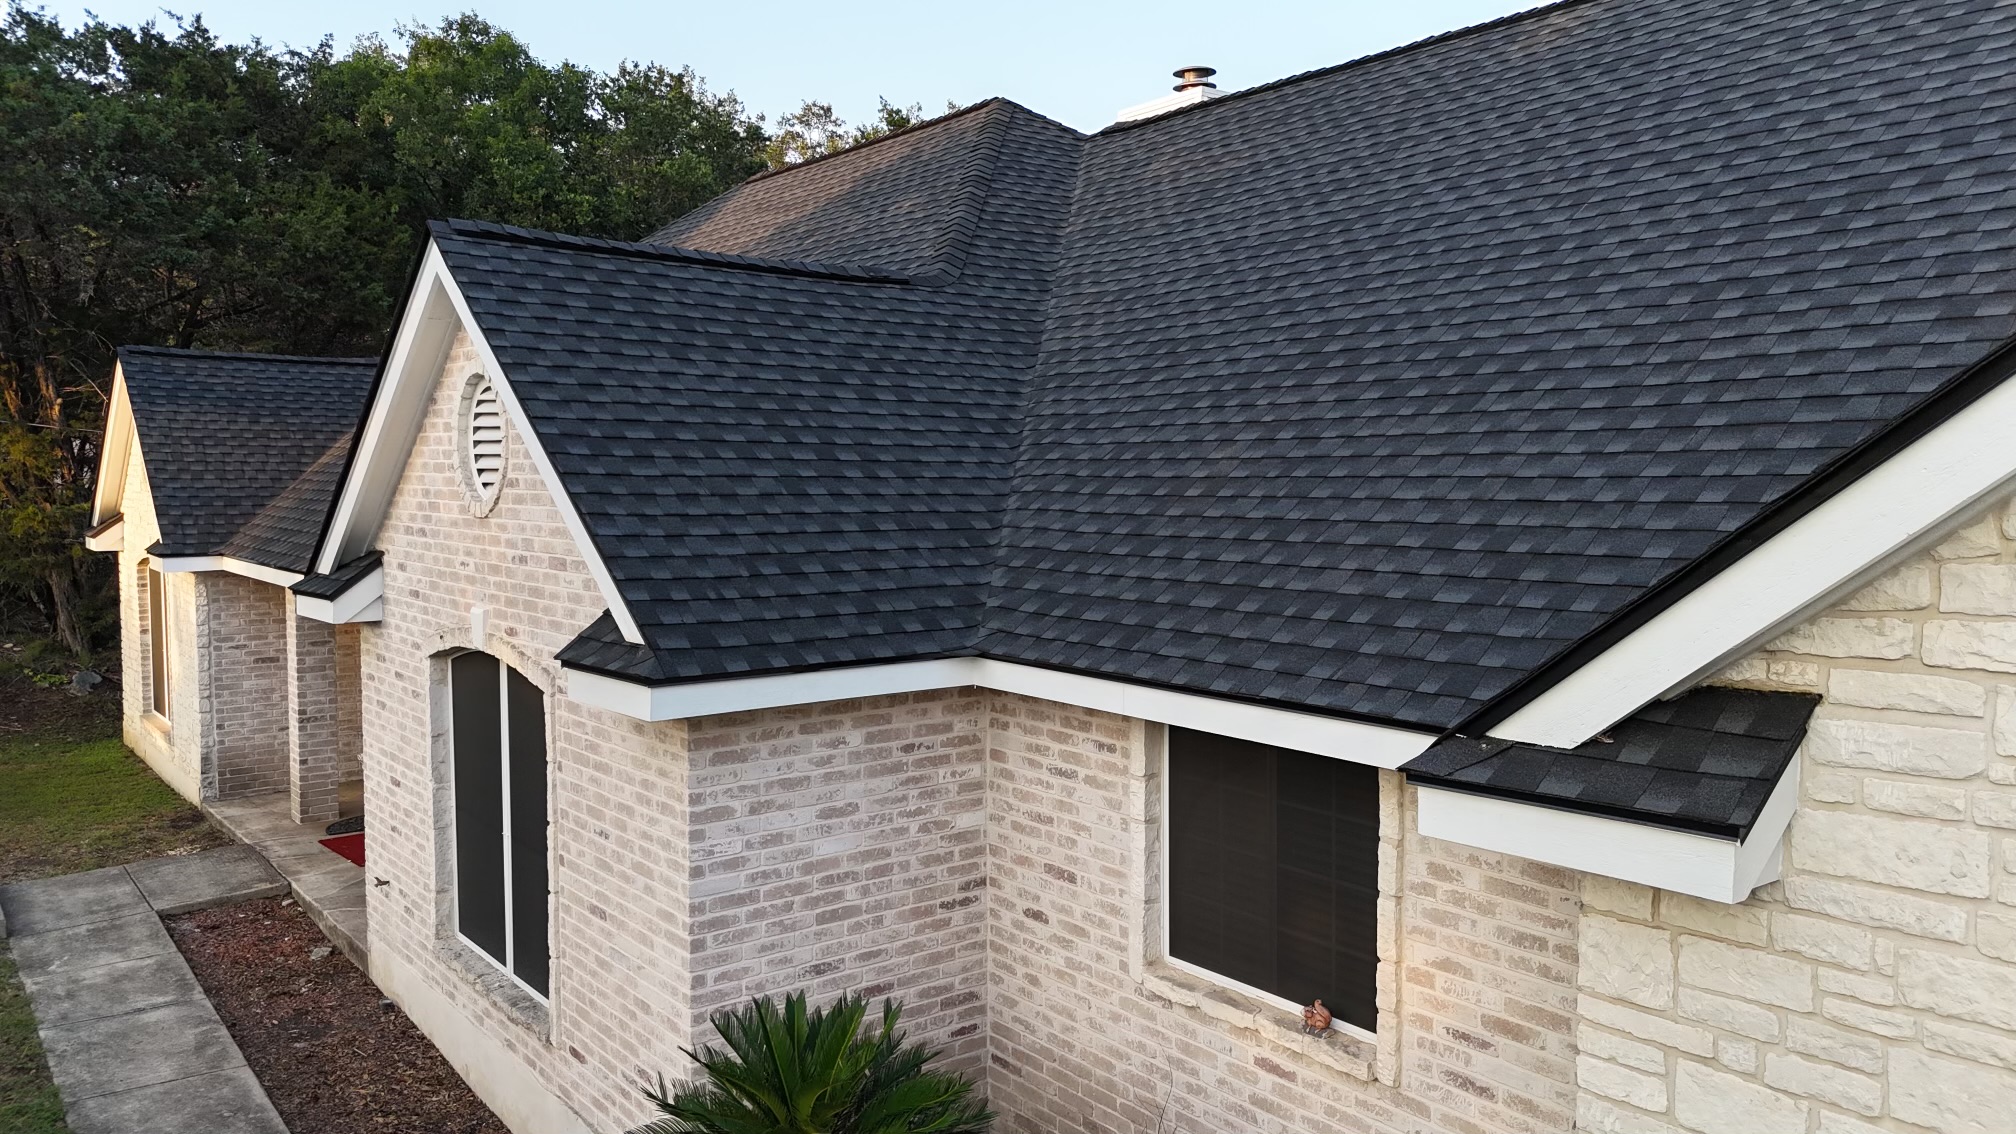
[83,517,124,553]
[293,565,385,624]
[152,555,303,589]
[1413,758,1798,904]
[315,242,646,644]
[1493,365,2016,748]
[565,657,1435,769]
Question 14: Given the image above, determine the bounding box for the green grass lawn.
[0,942,66,1134]
[0,677,230,1131]
[0,726,227,884]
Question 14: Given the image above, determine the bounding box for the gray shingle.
[445,0,2016,738]
[117,347,376,572]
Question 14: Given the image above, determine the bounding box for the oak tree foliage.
[0,5,923,661]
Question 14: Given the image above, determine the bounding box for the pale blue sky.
[31,1,1539,133]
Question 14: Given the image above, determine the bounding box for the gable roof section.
[342,0,2016,743]
[429,101,1083,680]
[113,347,377,572]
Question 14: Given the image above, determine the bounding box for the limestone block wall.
[361,330,693,1134]
[684,690,990,1074]
[1575,496,2016,1134]
[983,693,1580,1134]
[198,571,291,800]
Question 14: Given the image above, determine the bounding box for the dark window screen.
[147,568,169,718]
[507,668,551,996]
[451,653,506,963]
[1167,727,1379,1032]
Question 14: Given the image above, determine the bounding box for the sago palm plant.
[629,990,993,1134]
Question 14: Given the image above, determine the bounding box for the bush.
[630,991,991,1134]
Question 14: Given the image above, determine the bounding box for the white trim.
[1493,371,2016,746]
[317,243,645,644]
[1412,758,1798,904]
[564,657,1434,768]
[1154,721,1376,1043]
[90,365,134,527]
[83,517,124,552]
[293,566,385,624]
[151,555,303,588]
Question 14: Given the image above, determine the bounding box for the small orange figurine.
[1302,999,1332,1035]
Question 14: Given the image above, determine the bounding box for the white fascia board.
[318,249,455,576]
[90,367,134,527]
[1413,758,1798,904]
[566,657,1434,768]
[153,555,304,588]
[316,242,646,645]
[1494,367,2016,747]
[83,517,124,552]
[293,566,385,624]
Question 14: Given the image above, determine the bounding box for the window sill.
[142,711,171,737]
[440,937,549,1039]
[1138,960,1377,1081]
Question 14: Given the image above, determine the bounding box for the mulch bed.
[167,898,509,1134]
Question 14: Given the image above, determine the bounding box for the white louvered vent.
[467,376,505,501]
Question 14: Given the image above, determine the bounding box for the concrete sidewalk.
[0,846,292,1134]
[205,795,368,966]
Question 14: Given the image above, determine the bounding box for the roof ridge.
[1096,0,1602,136]
[431,218,913,284]
[737,97,1081,188]
[119,345,378,365]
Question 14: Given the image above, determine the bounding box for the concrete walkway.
[0,846,291,1134]
[205,795,368,965]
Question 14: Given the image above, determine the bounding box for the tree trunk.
[46,561,87,657]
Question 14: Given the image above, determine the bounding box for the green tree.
[763,97,955,168]
[0,7,782,657]
[632,991,992,1134]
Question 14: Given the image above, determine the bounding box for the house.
[88,347,378,817]
[83,1,2016,1132]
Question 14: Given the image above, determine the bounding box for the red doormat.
[319,833,366,867]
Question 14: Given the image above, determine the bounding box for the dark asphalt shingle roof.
[1402,686,1821,838]
[118,347,377,573]
[437,0,2016,735]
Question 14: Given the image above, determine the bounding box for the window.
[450,652,550,997]
[1165,727,1379,1033]
[147,564,170,720]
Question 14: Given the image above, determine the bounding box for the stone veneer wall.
[983,693,1580,1134]
[1575,495,2016,1134]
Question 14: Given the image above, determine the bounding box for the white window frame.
[448,653,549,1005]
[1154,722,1378,1043]
[145,562,171,725]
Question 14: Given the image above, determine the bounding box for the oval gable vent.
[467,376,505,501]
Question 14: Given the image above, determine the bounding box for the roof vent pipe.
[1114,65,1228,124]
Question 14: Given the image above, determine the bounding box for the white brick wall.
[1577,491,2016,1134]
[361,333,694,1133]
[113,433,296,805]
